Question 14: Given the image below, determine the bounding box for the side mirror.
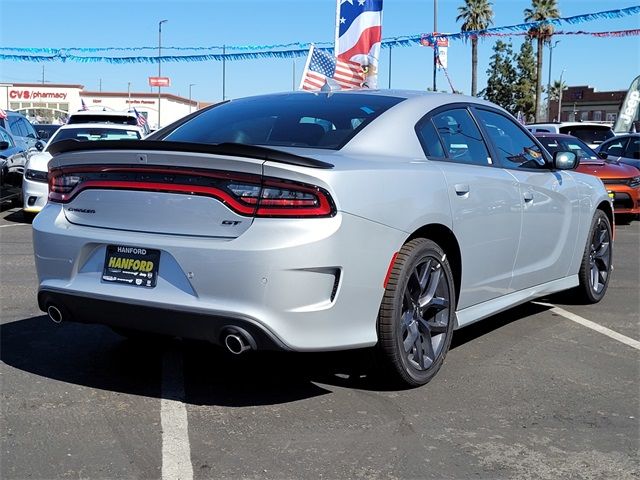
[553,151,578,170]
[0,141,8,150]
[35,140,46,152]
[598,151,608,160]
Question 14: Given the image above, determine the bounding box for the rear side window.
[162,93,404,150]
[416,119,445,158]
[475,109,546,168]
[431,108,490,166]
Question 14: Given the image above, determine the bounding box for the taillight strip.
[48,165,336,218]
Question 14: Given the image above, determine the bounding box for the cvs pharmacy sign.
[9,90,68,100]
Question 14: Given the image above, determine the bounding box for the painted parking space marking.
[161,349,194,480]
[0,223,30,228]
[536,302,640,351]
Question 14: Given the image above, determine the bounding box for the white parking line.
[536,302,640,351]
[0,223,29,228]
[161,349,194,480]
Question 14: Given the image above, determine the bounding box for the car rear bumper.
[38,289,290,350]
[33,203,405,351]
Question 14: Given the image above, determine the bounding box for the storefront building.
[1,83,199,130]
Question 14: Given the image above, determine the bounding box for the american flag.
[0,108,7,120]
[336,0,383,88]
[300,45,365,91]
[134,108,147,126]
[80,99,88,111]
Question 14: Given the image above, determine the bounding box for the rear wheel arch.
[406,224,461,308]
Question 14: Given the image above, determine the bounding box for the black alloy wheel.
[575,209,613,304]
[377,238,456,387]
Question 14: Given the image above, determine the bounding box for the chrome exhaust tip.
[224,334,252,355]
[47,305,63,324]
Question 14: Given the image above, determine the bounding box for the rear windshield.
[162,93,405,150]
[558,125,614,145]
[49,127,141,146]
[68,114,138,126]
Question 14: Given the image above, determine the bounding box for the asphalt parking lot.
[1,206,638,480]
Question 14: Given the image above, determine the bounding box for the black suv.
[0,111,45,153]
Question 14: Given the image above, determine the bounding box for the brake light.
[48,166,335,218]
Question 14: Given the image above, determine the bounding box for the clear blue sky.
[1,0,639,103]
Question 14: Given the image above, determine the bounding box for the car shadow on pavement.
[1,302,552,404]
[0,208,32,223]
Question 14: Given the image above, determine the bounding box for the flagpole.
[433,0,438,92]
[298,44,315,90]
[334,0,341,57]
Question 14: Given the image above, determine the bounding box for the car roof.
[528,122,613,128]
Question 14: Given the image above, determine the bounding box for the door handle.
[523,191,534,202]
[454,184,470,196]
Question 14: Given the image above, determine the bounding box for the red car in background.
[535,133,640,221]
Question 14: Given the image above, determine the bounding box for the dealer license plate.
[102,245,160,288]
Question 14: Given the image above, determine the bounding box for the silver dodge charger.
[33,91,613,387]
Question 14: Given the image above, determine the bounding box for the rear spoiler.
[48,139,334,170]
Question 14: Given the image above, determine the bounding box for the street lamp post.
[557,69,566,122]
[127,82,131,109]
[188,83,195,113]
[158,19,168,129]
[547,40,560,121]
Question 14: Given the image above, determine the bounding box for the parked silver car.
[33,91,613,387]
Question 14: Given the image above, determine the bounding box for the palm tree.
[456,0,494,97]
[524,0,560,122]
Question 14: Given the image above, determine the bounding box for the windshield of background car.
[48,128,141,147]
[559,125,614,145]
[162,93,405,149]
[536,136,598,161]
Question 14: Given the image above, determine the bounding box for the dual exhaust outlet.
[46,304,256,355]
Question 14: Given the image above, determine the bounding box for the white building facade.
[1,83,199,129]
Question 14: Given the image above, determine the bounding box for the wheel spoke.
[418,265,441,308]
[594,241,609,259]
[402,314,419,353]
[590,263,599,289]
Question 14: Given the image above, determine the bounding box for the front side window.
[624,138,640,159]
[9,117,27,137]
[0,128,14,147]
[430,108,490,166]
[536,136,598,161]
[600,138,628,157]
[474,109,546,169]
[162,93,404,150]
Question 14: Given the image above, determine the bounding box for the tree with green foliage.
[456,0,494,96]
[481,40,517,113]
[524,0,561,122]
[514,38,537,122]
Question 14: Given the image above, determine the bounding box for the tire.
[573,209,613,304]
[376,238,456,387]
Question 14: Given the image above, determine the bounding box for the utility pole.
[127,82,131,109]
[547,40,559,121]
[41,65,45,84]
[388,46,392,89]
[99,78,102,92]
[222,44,226,101]
[188,83,195,113]
[292,60,296,91]
[158,19,168,129]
